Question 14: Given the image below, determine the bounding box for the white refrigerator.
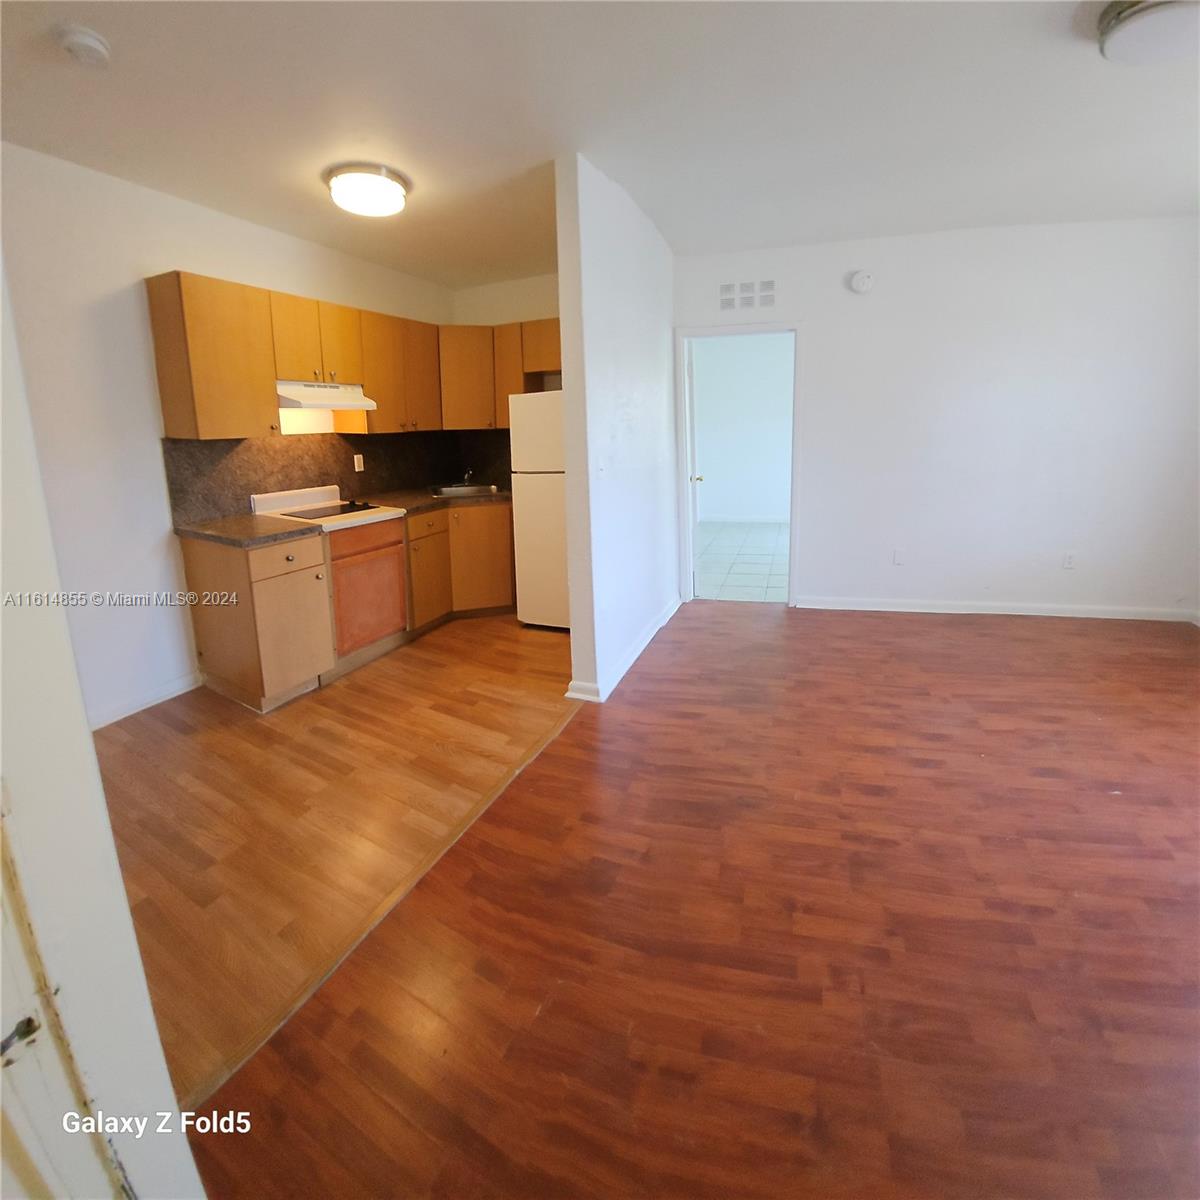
[509,390,569,629]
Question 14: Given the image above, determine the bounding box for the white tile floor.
[693,521,789,602]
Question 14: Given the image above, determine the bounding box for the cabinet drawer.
[407,508,449,541]
[247,535,324,582]
[328,516,406,561]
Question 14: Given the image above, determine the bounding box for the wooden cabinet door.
[409,531,452,628]
[318,301,363,384]
[332,545,407,657]
[402,319,442,431]
[147,272,279,440]
[493,322,524,429]
[439,325,495,429]
[270,291,323,382]
[362,310,407,433]
[521,318,561,372]
[253,566,335,697]
[449,504,514,611]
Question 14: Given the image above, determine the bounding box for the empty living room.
[1,2,1197,1198]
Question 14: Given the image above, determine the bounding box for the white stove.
[251,485,405,532]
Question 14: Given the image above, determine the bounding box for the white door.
[2,847,120,1198]
[510,390,564,473]
[512,472,569,628]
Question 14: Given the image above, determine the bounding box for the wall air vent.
[719,280,777,312]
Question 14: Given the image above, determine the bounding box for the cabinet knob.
[329,370,337,383]
[313,369,319,380]
[285,554,295,562]
[487,421,494,428]
[412,544,420,553]
[269,423,279,431]
[411,420,419,429]
[315,572,324,580]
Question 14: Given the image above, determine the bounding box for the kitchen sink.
[431,484,499,498]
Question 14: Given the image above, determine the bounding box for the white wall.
[2,143,456,728]
[692,332,794,524]
[676,218,1199,620]
[556,154,678,701]
[451,272,559,324]
[2,272,205,1197]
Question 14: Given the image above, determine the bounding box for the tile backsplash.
[164,430,511,524]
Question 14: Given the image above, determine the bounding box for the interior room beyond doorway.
[689,330,795,602]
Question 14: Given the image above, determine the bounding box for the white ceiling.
[2,2,1196,288]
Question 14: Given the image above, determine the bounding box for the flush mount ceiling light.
[1098,1,1200,64]
[323,163,410,217]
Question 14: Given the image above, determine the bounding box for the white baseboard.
[89,669,202,731]
[596,595,682,701]
[788,595,1199,623]
[565,680,601,702]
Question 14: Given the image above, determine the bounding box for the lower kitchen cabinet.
[254,567,337,697]
[449,503,514,611]
[329,520,407,658]
[179,534,334,711]
[409,529,453,629]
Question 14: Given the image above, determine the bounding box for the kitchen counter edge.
[175,491,511,549]
[366,489,512,516]
[174,514,320,549]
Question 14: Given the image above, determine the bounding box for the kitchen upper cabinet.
[146,271,279,440]
[362,310,406,434]
[521,318,561,373]
[439,325,495,430]
[317,301,363,384]
[403,319,442,431]
[409,529,453,629]
[493,322,524,430]
[449,503,514,611]
[363,313,442,433]
[270,293,362,384]
[270,291,324,382]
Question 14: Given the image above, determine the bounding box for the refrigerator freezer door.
[512,471,569,629]
[509,390,564,473]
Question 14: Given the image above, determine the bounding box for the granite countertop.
[175,489,511,549]
[365,488,512,515]
[174,514,319,549]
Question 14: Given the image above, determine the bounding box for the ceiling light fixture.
[1098,1,1199,64]
[323,163,410,217]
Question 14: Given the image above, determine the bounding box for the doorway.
[681,330,797,603]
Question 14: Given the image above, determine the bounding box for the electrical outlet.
[353,453,364,472]
[1062,551,1076,570]
[892,548,904,566]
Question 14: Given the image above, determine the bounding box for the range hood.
[276,380,377,411]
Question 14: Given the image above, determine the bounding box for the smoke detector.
[56,23,111,67]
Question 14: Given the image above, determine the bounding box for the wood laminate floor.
[95,616,576,1107]
[188,604,1197,1198]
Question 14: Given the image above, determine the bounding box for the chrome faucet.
[463,468,474,485]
